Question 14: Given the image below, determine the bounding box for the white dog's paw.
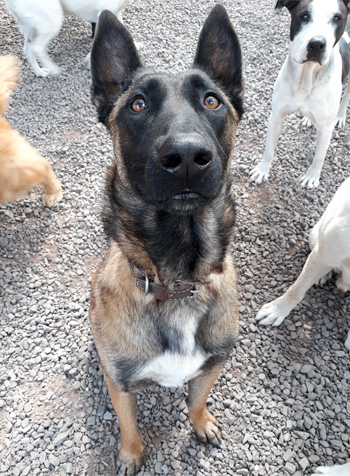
[311,462,350,476]
[35,67,51,78]
[256,297,293,327]
[336,274,350,293]
[319,270,333,286]
[48,64,61,76]
[84,52,91,70]
[301,116,312,127]
[336,115,346,128]
[345,331,350,350]
[300,170,320,189]
[249,163,270,184]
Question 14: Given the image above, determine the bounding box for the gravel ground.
[1,0,350,475]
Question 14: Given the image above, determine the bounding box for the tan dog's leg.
[106,376,144,474]
[41,164,63,207]
[188,367,221,446]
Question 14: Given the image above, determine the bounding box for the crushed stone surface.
[1,0,349,475]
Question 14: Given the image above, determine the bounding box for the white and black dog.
[5,0,133,77]
[256,175,350,347]
[250,0,350,189]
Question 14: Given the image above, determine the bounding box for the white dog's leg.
[311,462,350,475]
[300,124,333,189]
[21,25,50,77]
[250,111,285,184]
[256,248,332,326]
[336,259,350,293]
[336,77,350,128]
[34,32,61,75]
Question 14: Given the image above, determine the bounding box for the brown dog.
[0,55,62,207]
[89,6,243,474]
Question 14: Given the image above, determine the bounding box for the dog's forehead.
[129,69,219,95]
[291,0,346,19]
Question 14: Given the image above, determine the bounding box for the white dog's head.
[275,0,350,65]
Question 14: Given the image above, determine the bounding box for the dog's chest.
[137,314,208,387]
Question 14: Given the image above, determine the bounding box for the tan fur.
[0,55,62,207]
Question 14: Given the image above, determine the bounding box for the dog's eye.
[204,95,220,110]
[301,13,310,22]
[333,14,341,22]
[131,98,147,112]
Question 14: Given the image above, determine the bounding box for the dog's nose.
[158,134,212,179]
[308,38,326,52]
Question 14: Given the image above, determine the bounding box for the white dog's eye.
[301,13,310,22]
[333,14,341,22]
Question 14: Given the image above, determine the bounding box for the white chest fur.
[137,315,209,387]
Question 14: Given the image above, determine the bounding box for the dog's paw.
[318,270,334,286]
[336,115,346,128]
[310,463,350,476]
[193,409,221,446]
[336,274,350,293]
[48,65,61,76]
[42,189,63,207]
[116,448,145,475]
[249,164,270,184]
[345,330,350,351]
[256,297,293,327]
[301,116,312,128]
[300,170,320,189]
[36,68,51,78]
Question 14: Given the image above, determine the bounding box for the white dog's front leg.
[300,124,333,189]
[256,247,332,326]
[250,111,285,184]
[336,78,350,128]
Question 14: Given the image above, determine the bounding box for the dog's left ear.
[91,10,142,125]
[193,5,243,114]
[275,1,299,13]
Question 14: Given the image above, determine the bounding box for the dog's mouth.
[172,189,200,200]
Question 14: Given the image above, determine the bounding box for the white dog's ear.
[91,10,142,125]
[275,1,299,13]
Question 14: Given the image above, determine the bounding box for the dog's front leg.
[300,124,333,189]
[257,247,332,326]
[250,110,285,184]
[187,367,221,446]
[106,376,145,475]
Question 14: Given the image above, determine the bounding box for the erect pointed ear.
[193,5,243,116]
[91,10,142,125]
[342,0,350,12]
[275,1,299,13]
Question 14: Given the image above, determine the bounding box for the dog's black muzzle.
[144,131,223,213]
[306,37,326,64]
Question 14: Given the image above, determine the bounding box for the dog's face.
[91,6,243,215]
[275,0,350,65]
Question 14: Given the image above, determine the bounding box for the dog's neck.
[103,178,235,286]
[286,49,336,96]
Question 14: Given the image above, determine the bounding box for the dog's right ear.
[275,1,299,13]
[91,10,142,125]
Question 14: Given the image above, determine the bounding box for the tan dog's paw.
[42,188,63,207]
[193,409,221,446]
[116,448,145,475]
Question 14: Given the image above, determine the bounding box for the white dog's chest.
[137,315,209,387]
